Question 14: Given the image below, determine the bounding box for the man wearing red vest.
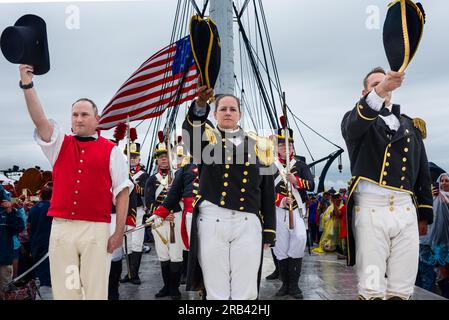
[19,65,133,300]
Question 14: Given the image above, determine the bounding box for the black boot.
[130,251,142,285]
[169,261,183,300]
[275,258,290,296]
[266,249,279,280]
[181,251,189,285]
[288,258,303,299]
[155,261,170,298]
[120,254,132,283]
[108,260,122,300]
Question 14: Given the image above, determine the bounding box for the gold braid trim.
[248,132,274,166]
[413,118,427,139]
[204,123,218,145]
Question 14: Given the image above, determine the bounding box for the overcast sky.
[1,0,448,189]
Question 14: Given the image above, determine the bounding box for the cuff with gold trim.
[417,204,433,224]
[356,98,380,121]
[263,229,276,246]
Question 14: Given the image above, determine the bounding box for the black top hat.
[383,1,425,72]
[189,15,221,89]
[124,142,141,156]
[1,14,50,75]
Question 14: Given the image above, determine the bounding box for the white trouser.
[152,211,183,262]
[49,218,111,300]
[353,192,419,299]
[110,213,123,262]
[123,206,145,253]
[273,206,307,260]
[197,200,262,300]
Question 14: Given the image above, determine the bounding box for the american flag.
[98,36,199,130]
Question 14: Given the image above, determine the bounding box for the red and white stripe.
[98,41,198,130]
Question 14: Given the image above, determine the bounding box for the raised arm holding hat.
[16,61,133,299]
[341,64,432,300]
[341,1,430,300]
[182,88,276,300]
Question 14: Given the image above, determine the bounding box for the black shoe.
[288,258,303,300]
[266,269,279,280]
[155,261,170,298]
[275,258,289,296]
[155,286,170,298]
[130,276,141,285]
[120,274,131,284]
[266,249,280,280]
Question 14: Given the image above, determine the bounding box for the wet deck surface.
[115,243,445,301]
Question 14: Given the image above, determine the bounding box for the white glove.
[146,214,163,228]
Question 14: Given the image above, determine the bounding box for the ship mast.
[209,0,234,95]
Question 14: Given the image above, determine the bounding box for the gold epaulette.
[413,118,427,139]
[180,155,192,168]
[248,132,274,166]
[204,123,218,145]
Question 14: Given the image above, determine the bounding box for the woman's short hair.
[214,94,241,112]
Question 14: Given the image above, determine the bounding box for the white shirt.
[34,120,134,204]
[365,89,400,131]
[355,90,405,196]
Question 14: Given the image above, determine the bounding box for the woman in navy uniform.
[182,86,276,300]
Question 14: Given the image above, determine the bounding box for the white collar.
[217,125,240,133]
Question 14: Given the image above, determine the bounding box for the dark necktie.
[380,107,392,117]
[74,136,96,142]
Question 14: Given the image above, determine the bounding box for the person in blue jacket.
[0,184,25,297]
[28,185,53,287]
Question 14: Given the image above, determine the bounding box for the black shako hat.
[189,15,221,89]
[275,128,294,143]
[124,142,141,156]
[383,0,425,72]
[1,14,50,75]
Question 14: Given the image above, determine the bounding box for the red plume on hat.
[158,131,164,142]
[177,135,183,144]
[280,115,287,128]
[113,122,127,142]
[129,128,138,142]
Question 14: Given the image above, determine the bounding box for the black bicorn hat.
[189,15,221,89]
[383,0,425,72]
[1,14,50,75]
